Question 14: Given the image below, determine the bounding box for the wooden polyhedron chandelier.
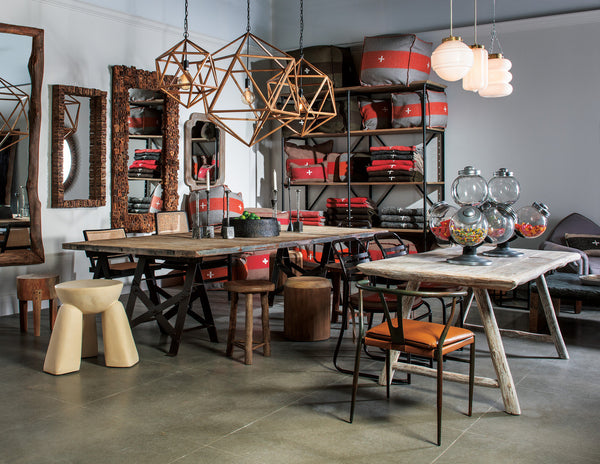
[0,76,29,153]
[155,0,218,110]
[63,93,81,139]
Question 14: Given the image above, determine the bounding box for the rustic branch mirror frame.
[51,85,107,208]
[184,113,226,191]
[0,23,44,266]
[111,65,179,233]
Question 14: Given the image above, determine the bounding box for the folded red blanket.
[370,145,415,152]
[371,159,414,168]
[129,160,159,169]
[367,164,414,173]
[291,210,325,218]
[134,148,162,154]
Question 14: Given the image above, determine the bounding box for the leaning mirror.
[51,85,106,207]
[0,23,44,266]
[184,113,225,190]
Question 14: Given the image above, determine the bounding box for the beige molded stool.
[224,280,275,365]
[284,276,332,341]
[43,279,139,375]
[16,274,60,336]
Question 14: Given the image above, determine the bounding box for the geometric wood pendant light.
[0,76,29,153]
[207,0,300,147]
[63,93,81,138]
[155,0,218,110]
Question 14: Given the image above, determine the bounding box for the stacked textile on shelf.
[379,206,424,229]
[128,148,161,179]
[326,197,378,228]
[290,210,326,226]
[366,145,423,182]
[128,196,151,214]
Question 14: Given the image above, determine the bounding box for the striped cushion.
[359,99,391,129]
[391,90,448,128]
[360,34,432,86]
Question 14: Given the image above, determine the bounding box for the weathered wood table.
[357,246,580,415]
[63,226,378,356]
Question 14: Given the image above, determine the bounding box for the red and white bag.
[391,90,448,128]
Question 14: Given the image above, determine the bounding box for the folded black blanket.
[368,172,424,182]
[379,207,424,216]
[380,221,424,229]
[380,214,425,223]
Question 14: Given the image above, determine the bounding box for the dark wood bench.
[530,273,600,333]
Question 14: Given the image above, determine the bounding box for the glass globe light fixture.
[432,37,474,82]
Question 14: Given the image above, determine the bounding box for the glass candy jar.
[447,205,492,265]
[451,166,488,206]
[487,168,520,205]
[480,202,515,244]
[515,202,550,238]
[428,201,457,244]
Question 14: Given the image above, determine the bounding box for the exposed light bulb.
[296,89,308,113]
[178,72,191,91]
[241,78,255,106]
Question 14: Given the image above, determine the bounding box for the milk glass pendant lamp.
[207,0,300,147]
[462,0,488,92]
[431,0,474,82]
[479,0,513,98]
[155,0,218,110]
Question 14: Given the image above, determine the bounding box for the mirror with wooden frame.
[184,113,225,190]
[110,65,179,233]
[0,23,44,266]
[51,85,106,208]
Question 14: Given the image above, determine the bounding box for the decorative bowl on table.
[230,217,280,238]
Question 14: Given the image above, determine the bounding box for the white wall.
[0,0,272,315]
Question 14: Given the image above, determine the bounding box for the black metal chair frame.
[350,281,475,446]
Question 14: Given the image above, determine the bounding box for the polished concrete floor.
[1,289,599,464]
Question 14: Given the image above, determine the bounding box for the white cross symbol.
[427,62,430,69]
[307,169,312,175]
[308,252,313,260]
[304,67,310,74]
[207,271,214,279]
[299,120,304,125]
[443,106,447,113]
[262,258,269,265]
[200,200,207,209]
[378,56,385,63]
[391,164,396,168]
[593,240,599,246]
[237,204,243,211]
[382,107,388,112]
[388,170,393,175]
[405,108,411,114]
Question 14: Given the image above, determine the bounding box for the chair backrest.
[83,228,127,241]
[547,213,600,245]
[155,211,189,235]
[330,237,371,282]
[356,281,468,346]
[373,232,409,260]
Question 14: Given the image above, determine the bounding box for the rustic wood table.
[63,226,379,356]
[357,246,580,415]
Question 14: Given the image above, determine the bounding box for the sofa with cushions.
[540,212,600,275]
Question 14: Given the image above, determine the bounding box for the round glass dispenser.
[515,202,550,238]
[488,168,520,205]
[428,201,457,244]
[451,166,489,206]
[447,206,492,266]
[480,202,515,244]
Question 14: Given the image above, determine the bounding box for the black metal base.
[447,246,492,266]
[482,241,524,257]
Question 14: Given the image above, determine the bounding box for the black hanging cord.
[247,0,251,33]
[182,0,189,69]
[299,0,304,59]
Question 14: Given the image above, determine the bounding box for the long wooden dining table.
[357,246,580,415]
[63,226,379,356]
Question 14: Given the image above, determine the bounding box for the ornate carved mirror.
[184,113,225,190]
[51,85,106,207]
[0,23,44,266]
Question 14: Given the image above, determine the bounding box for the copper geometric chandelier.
[206,0,301,147]
[0,76,29,153]
[63,93,81,139]
[155,0,218,110]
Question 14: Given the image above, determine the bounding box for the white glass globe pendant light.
[431,0,474,82]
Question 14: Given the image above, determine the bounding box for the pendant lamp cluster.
[431,0,513,98]
[155,0,336,147]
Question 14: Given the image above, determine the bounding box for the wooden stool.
[43,279,139,375]
[224,280,275,365]
[16,274,60,336]
[284,276,332,341]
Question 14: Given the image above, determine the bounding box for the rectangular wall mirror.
[51,85,106,208]
[0,23,44,266]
